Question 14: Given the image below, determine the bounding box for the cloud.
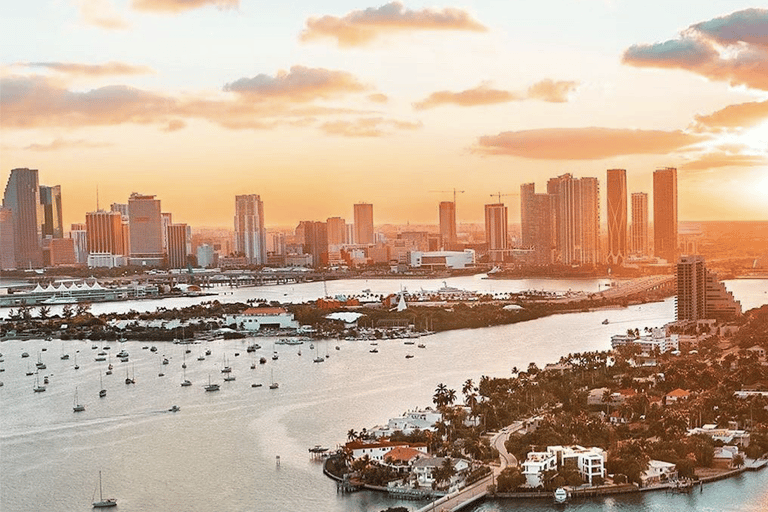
[0,74,373,133]
[22,61,154,77]
[622,8,768,91]
[300,1,486,47]
[367,93,389,103]
[413,79,578,110]
[223,66,368,102]
[693,100,768,131]
[526,79,580,103]
[131,0,238,13]
[474,127,703,160]
[681,151,767,171]
[75,0,129,30]
[320,117,421,137]
[24,138,113,152]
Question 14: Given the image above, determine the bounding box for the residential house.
[346,440,428,462]
[640,460,678,486]
[412,457,470,488]
[521,451,557,487]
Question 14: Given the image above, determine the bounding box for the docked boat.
[554,487,568,504]
[92,471,117,508]
[73,387,85,412]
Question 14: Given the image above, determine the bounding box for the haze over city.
[2,1,767,229]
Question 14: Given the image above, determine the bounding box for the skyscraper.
[39,184,63,239]
[0,207,15,270]
[86,210,125,255]
[167,223,191,269]
[484,203,508,262]
[547,174,600,265]
[2,168,42,268]
[630,192,648,256]
[128,193,164,266]
[353,203,374,245]
[300,220,328,268]
[438,201,457,249]
[234,194,266,265]
[653,167,678,263]
[520,183,536,248]
[606,169,627,265]
[69,222,88,264]
[326,216,346,247]
[520,183,555,265]
[676,255,741,321]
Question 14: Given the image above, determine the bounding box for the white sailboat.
[269,369,278,389]
[73,387,85,412]
[204,374,220,391]
[33,373,46,392]
[92,471,117,508]
[99,374,107,397]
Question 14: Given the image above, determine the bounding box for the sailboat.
[181,365,192,387]
[74,353,80,370]
[99,374,107,397]
[313,344,324,363]
[125,365,135,385]
[269,369,278,389]
[181,351,187,369]
[221,354,232,373]
[73,387,85,412]
[204,374,220,391]
[33,373,46,392]
[92,471,117,508]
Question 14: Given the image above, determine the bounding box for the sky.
[1,1,767,229]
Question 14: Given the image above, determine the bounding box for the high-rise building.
[234,194,267,265]
[2,168,42,268]
[110,203,128,217]
[0,207,15,270]
[69,223,88,264]
[653,167,678,263]
[300,220,328,268]
[520,183,555,265]
[167,223,191,269]
[484,203,508,262]
[161,212,173,253]
[630,192,649,256]
[46,238,76,267]
[128,193,164,266]
[326,217,346,247]
[86,210,124,255]
[197,244,215,268]
[676,255,741,321]
[606,169,627,265]
[547,174,600,265]
[39,185,63,239]
[353,203,374,245]
[439,201,457,249]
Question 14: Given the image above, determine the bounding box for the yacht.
[92,471,117,508]
[204,375,220,392]
[73,388,85,412]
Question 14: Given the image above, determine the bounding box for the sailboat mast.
[99,471,103,501]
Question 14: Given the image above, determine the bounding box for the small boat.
[162,358,169,365]
[272,353,278,361]
[142,346,149,350]
[125,367,135,385]
[33,374,46,392]
[21,352,29,358]
[91,345,98,350]
[234,352,240,357]
[168,405,180,413]
[26,364,34,376]
[404,340,415,345]
[335,346,340,351]
[204,375,220,392]
[98,351,107,356]
[224,374,236,382]
[269,369,278,390]
[297,350,301,356]
[602,319,609,325]
[92,471,117,508]
[181,365,192,387]
[150,346,157,352]
[405,354,414,359]
[74,354,80,370]
[43,375,49,384]
[259,357,267,364]
[61,353,70,360]
[554,487,568,504]
[418,343,426,349]
[99,375,107,398]
[251,362,257,369]
[251,383,262,388]
[369,348,378,353]
[73,387,85,412]
[205,349,211,356]
[95,355,106,362]
[198,354,206,361]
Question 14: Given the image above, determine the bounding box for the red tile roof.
[384,446,423,463]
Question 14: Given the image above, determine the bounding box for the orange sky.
[2,2,767,228]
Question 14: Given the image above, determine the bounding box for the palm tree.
[462,379,475,399]
[434,383,449,408]
[347,429,358,442]
[446,388,457,406]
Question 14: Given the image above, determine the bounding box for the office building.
[128,193,164,266]
[46,237,76,266]
[677,255,742,321]
[2,168,42,268]
[167,223,191,269]
[161,212,172,253]
[326,216,346,247]
[439,201,457,249]
[547,174,600,265]
[39,185,63,239]
[484,203,508,262]
[630,192,649,256]
[353,203,374,245]
[69,223,88,264]
[234,194,267,265]
[110,203,128,217]
[0,207,15,270]
[86,210,124,256]
[653,167,678,263]
[606,169,627,265]
[197,244,215,268]
[299,220,328,268]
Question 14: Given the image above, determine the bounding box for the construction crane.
[490,192,518,203]
[430,188,465,204]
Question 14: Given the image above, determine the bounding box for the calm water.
[1,278,766,512]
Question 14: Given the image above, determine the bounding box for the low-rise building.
[225,307,299,331]
[548,445,606,485]
[688,424,750,447]
[412,457,470,488]
[521,451,557,487]
[408,250,475,270]
[345,440,428,462]
[640,460,677,486]
[665,388,691,403]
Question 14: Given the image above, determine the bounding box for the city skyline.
[1,3,767,228]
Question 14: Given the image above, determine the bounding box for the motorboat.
[168,405,180,413]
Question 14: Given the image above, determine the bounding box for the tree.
[347,429,358,441]
[732,453,744,469]
[496,467,526,492]
[38,305,51,320]
[62,304,73,319]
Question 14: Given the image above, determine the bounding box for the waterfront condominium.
[676,255,741,321]
[630,192,649,256]
[653,167,678,264]
[606,169,627,265]
[484,202,508,263]
[234,194,267,265]
[520,183,555,265]
[167,223,191,269]
[2,168,43,268]
[128,193,165,267]
[439,201,457,249]
[353,203,374,245]
[546,173,600,266]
